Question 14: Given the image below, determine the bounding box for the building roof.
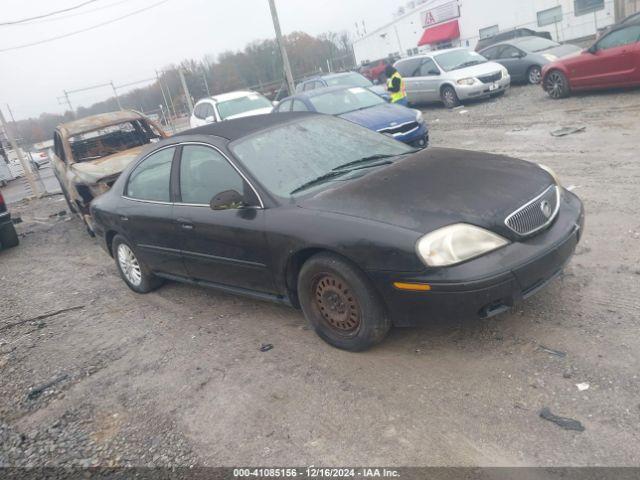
[57,110,146,137]
[180,112,316,141]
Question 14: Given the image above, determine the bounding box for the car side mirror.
[205,115,215,123]
[210,190,245,210]
[272,100,279,107]
[586,45,598,54]
[428,69,440,76]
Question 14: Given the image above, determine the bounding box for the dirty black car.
[90,113,584,351]
[0,191,19,250]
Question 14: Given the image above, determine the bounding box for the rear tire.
[298,253,391,352]
[0,223,19,249]
[441,85,461,108]
[527,65,542,85]
[544,70,570,99]
[112,234,163,294]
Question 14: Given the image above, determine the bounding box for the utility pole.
[0,107,38,197]
[63,90,74,117]
[179,69,194,113]
[268,0,295,96]
[111,82,123,110]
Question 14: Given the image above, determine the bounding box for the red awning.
[418,20,460,46]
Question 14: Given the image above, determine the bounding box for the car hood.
[224,108,273,120]
[339,103,417,132]
[446,61,504,80]
[368,84,389,98]
[539,44,583,60]
[298,148,554,240]
[70,145,145,184]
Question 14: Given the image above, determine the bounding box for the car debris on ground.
[539,407,585,432]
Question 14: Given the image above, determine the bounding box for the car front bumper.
[395,123,429,148]
[369,189,584,327]
[456,75,511,101]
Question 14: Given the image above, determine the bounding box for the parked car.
[190,91,274,128]
[0,191,19,250]
[479,36,582,84]
[475,28,553,52]
[296,72,390,101]
[394,48,510,108]
[90,113,584,352]
[29,149,50,170]
[0,160,12,187]
[358,58,394,83]
[542,20,640,99]
[274,86,429,148]
[52,110,167,235]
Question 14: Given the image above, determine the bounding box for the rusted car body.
[51,110,167,234]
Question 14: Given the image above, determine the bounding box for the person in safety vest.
[385,65,407,106]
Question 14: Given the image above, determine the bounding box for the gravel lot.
[1,84,639,468]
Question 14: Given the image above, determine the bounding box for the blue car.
[274,86,429,148]
[296,71,391,102]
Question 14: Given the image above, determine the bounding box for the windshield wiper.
[290,171,350,195]
[332,151,417,172]
[452,60,484,70]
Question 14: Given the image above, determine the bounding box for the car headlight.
[414,109,424,123]
[538,164,562,186]
[542,53,558,62]
[500,66,509,79]
[416,224,509,267]
[457,78,476,86]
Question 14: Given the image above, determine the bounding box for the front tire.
[544,70,570,99]
[0,224,19,249]
[112,235,163,293]
[298,253,391,352]
[527,65,542,85]
[441,85,461,108]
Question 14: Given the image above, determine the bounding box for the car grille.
[477,72,502,84]
[378,121,419,136]
[505,185,560,236]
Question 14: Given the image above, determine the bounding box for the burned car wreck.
[52,110,167,234]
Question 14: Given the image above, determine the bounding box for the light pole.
[0,107,38,197]
[267,0,295,96]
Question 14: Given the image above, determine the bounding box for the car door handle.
[177,218,194,230]
[120,215,129,221]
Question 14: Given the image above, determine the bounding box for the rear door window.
[481,46,500,60]
[292,100,309,112]
[126,147,175,202]
[418,59,440,76]
[395,58,423,77]
[276,99,293,112]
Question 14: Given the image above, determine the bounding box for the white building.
[353,0,635,64]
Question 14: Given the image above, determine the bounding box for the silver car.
[479,36,582,85]
[394,48,510,108]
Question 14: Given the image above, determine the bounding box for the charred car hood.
[70,146,145,184]
[299,148,554,240]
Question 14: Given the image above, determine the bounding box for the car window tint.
[277,99,293,112]
[418,58,439,76]
[127,147,174,202]
[292,100,309,112]
[498,45,521,58]
[395,58,423,77]
[597,25,640,50]
[179,145,244,205]
[481,46,499,59]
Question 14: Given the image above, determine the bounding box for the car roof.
[57,110,146,137]
[481,35,553,50]
[284,85,369,102]
[199,90,262,104]
[179,112,316,141]
[397,47,468,61]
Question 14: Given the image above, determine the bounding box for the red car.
[358,59,392,83]
[542,20,640,99]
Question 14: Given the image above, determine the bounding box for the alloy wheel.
[313,274,361,335]
[546,72,566,99]
[529,67,542,84]
[117,244,142,287]
[442,88,458,108]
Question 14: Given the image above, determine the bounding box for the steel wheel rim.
[547,72,565,98]
[313,274,361,335]
[443,88,457,107]
[117,244,142,286]
[529,67,542,84]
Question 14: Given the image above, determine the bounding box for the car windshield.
[216,94,272,120]
[308,87,385,115]
[324,73,373,88]
[231,116,413,197]
[517,37,559,52]
[69,120,162,163]
[434,50,488,71]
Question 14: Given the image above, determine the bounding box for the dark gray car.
[479,36,581,84]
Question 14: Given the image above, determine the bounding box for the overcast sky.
[0,0,402,120]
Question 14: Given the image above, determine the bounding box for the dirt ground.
[1,84,639,468]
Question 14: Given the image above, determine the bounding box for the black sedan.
[90,113,584,351]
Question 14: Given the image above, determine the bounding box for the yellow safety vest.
[387,72,407,103]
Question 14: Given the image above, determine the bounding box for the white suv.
[190,90,274,128]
